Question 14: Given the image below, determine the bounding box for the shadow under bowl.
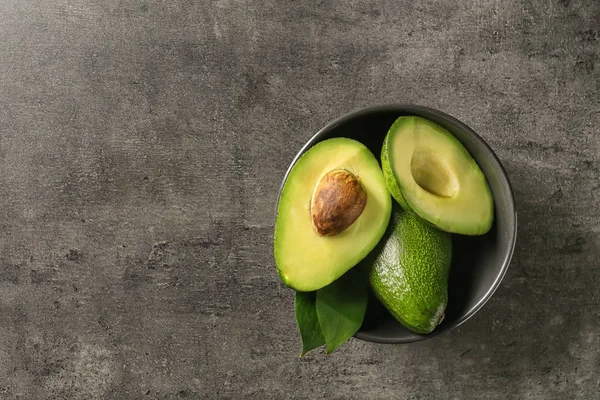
[278,104,517,344]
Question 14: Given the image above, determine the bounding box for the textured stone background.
[0,0,598,399]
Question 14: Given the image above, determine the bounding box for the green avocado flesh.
[367,208,452,334]
[383,116,494,235]
[275,138,392,292]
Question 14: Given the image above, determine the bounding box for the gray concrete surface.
[0,0,598,399]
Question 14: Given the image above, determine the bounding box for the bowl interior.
[285,105,516,343]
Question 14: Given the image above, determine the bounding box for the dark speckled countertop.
[0,1,599,399]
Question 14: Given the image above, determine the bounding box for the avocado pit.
[311,169,367,236]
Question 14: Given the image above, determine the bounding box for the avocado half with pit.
[382,116,494,235]
[275,138,392,292]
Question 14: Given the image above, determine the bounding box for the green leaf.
[316,267,368,354]
[295,291,326,357]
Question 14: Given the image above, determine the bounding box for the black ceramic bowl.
[278,104,517,343]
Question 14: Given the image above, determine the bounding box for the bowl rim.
[275,103,517,344]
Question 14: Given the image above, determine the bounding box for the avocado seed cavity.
[410,148,459,198]
[311,169,367,236]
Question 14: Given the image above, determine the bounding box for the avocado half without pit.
[382,116,494,235]
[274,138,392,292]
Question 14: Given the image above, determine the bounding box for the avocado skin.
[367,207,452,334]
[381,129,409,210]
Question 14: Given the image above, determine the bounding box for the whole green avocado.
[368,207,452,334]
